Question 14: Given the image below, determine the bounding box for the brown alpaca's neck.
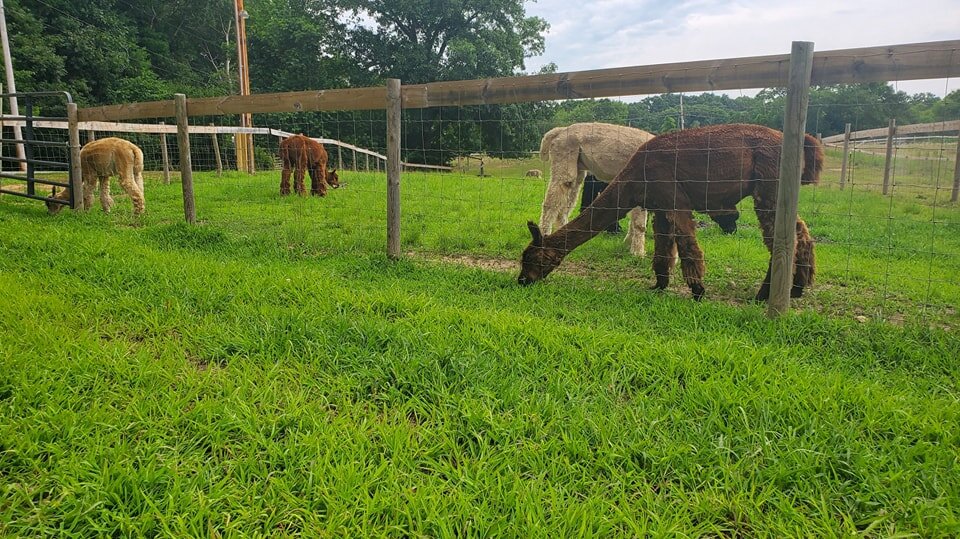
[544,179,638,254]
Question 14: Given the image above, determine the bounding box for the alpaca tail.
[801,133,824,185]
[539,127,562,163]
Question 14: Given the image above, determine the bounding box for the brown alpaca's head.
[518,221,564,286]
[45,186,70,215]
[710,209,740,234]
[326,169,340,188]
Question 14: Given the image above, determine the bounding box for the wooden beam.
[768,41,815,318]
[952,135,960,203]
[403,40,960,109]
[76,40,960,121]
[78,87,387,122]
[839,123,851,190]
[210,123,222,176]
[882,118,897,195]
[386,79,401,259]
[66,103,84,210]
[159,121,171,185]
[78,100,174,123]
[823,119,960,143]
[174,94,196,224]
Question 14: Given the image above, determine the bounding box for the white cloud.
[524,0,959,96]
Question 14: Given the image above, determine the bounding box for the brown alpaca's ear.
[527,221,543,247]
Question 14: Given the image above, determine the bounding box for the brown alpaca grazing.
[518,124,823,302]
[279,134,340,196]
[46,137,145,216]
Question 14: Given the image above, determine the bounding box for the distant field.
[0,144,958,536]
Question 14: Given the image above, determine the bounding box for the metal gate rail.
[0,91,76,207]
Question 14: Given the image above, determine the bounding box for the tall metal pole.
[0,0,26,171]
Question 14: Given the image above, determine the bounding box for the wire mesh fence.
[804,111,959,324]
[2,41,958,326]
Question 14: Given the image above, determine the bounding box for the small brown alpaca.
[279,134,340,196]
[519,124,823,302]
[46,137,145,216]
[524,169,543,177]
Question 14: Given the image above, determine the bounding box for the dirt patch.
[415,252,518,273]
[410,251,956,327]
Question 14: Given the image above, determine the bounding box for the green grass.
[1,158,959,536]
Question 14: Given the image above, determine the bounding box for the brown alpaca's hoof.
[754,288,770,302]
[790,285,805,298]
[690,284,705,301]
[650,275,670,291]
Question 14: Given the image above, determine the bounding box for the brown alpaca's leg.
[792,218,816,297]
[280,165,292,195]
[650,211,677,291]
[310,164,327,196]
[753,189,778,301]
[294,167,306,196]
[669,210,707,300]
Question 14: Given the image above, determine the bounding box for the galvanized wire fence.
[3,40,958,323]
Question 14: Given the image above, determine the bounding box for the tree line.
[4,0,958,166]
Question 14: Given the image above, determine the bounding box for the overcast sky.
[522,0,959,97]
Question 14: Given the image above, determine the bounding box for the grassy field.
[1,147,959,536]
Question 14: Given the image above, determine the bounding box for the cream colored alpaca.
[47,137,145,216]
[538,123,655,256]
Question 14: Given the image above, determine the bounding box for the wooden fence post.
[159,121,171,185]
[86,130,96,144]
[839,123,851,190]
[951,133,960,203]
[767,41,814,318]
[882,118,896,195]
[338,145,344,171]
[352,149,358,171]
[174,94,196,224]
[386,78,402,259]
[365,152,369,171]
[66,103,84,210]
[209,123,222,176]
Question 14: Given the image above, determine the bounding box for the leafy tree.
[331,0,548,164]
[929,90,960,121]
[338,0,547,84]
[244,0,352,92]
[806,83,913,136]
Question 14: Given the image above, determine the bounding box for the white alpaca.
[538,123,655,256]
[46,137,146,216]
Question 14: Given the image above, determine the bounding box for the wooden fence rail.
[77,40,960,122]
[0,119,452,172]
[822,119,960,143]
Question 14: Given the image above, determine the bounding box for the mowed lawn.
[1,153,959,536]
